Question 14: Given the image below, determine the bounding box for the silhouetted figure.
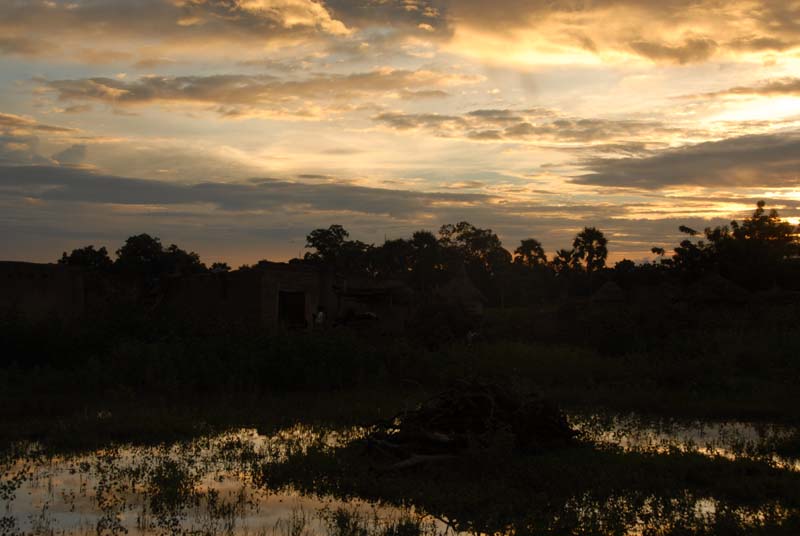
[313,306,327,329]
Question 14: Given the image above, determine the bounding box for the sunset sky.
[2,0,800,266]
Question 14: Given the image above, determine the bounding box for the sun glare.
[712,96,800,123]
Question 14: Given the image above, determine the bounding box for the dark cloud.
[52,145,88,166]
[41,69,474,116]
[2,0,799,68]
[0,135,50,165]
[374,109,670,143]
[0,165,492,218]
[0,113,76,133]
[697,77,800,98]
[628,37,718,64]
[4,164,793,264]
[727,36,794,52]
[133,56,179,70]
[0,113,81,166]
[374,112,466,131]
[296,173,334,180]
[467,130,503,141]
[399,89,450,99]
[516,118,669,143]
[435,0,800,63]
[60,105,94,114]
[467,109,522,121]
[327,0,443,29]
[0,0,351,61]
[574,131,800,189]
[0,36,55,56]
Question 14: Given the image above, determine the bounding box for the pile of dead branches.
[365,380,577,470]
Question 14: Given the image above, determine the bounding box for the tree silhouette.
[115,234,165,275]
[304,225,350,265]
[369,238,413,278]
[514,238,547,268]
[304,224,371,274]
[162,244,205,275]
[671,225,709,275]
[730,200,797,254]
[210,262,230,273]
[706,201,798,287]
[438,221,508,272]
[408,230,443,290]
[58,245,113,272]
[615,259,636,272]
[572,227,608,272]
[552,249,576,273]
[115,234,205,277]
[656,201,800,288]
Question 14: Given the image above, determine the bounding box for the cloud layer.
[3,1,800,263]
[41,69,480,117]
[374,108,672,145]
[4,0,799,67]
[576,132,800,189]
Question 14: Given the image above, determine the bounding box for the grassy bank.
[2,297,800,452]
[256,430,800,535]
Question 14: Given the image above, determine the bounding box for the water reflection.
[2,416,799,535]
[572,414,800,470]
[2,427,448,536]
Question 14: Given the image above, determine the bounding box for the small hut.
[591,281,626,304]
[436,266,487,319]
[685,273,749,305]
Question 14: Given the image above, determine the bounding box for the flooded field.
[2,426,409,536]
[3,415,800,535]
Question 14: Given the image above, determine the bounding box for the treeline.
[58,234,227,279]
[650,201,799,289]
[59,201,800,304]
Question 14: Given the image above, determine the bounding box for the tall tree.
[438,221,507,273]
[304,225,350,265]
[552,248,576,274]
[514,238,547,267]
[115,234,165,275]
[115,234,205,277]
[730,200,797,255]
[572,227,608,272]
[304,224,371,275]
[369,238,413,279]
[408,230,443,290]
[162,243,206,275]
[659,201,800,288]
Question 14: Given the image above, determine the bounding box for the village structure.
[2,257,773,338]
[0,260,487,334]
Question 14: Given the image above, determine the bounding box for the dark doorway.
[278,290,306,328]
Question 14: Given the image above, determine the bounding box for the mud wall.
[0,261,85,322]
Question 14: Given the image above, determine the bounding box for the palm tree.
[514,238,547,267]
[572,227,608,272]
[552,248,576,273]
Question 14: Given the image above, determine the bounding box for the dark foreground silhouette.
[1,203,800,535]
[1,200,799,412]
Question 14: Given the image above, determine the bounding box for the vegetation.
[257,431,800,535]
[2,200,798,424]
[55,201,800,308]
[652,201,800,289]
[2,200,799,534]
[59,233,211,279]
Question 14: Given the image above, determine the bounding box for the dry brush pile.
[364,380,577,471]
